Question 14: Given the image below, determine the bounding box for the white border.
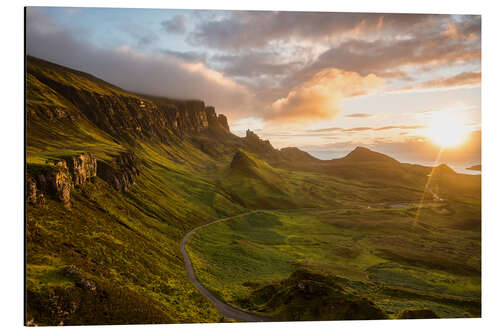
[2,1,499,332]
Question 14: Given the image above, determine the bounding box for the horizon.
[26,7,481,170]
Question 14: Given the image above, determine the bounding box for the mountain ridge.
[25,56,481,325]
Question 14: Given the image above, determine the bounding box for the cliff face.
[65,153,98,187]
[243,129,276,155]
[27,153,98,208]
[27,151,139,209]
[96,152,140,192]
[27,57,230,144]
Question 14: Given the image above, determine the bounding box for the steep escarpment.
[27,56,228,145]
[26,57,236,325]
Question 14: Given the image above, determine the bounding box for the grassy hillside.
[26,56,481,325]
[187,207,480,320]
[26,57,246,325]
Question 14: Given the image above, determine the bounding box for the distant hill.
[341,146,399,163]
[467,164,481,171]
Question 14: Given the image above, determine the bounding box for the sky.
[25,7,481,171]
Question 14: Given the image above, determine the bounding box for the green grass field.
[187,205,480,319]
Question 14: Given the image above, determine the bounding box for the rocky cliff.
[27,153,98,208]
[243,129,275,154]
[27,56,230,144]
[27,151,139,209]
[96,152,140,192]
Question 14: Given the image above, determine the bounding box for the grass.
[187,206,481,319]
[26,55,481,324]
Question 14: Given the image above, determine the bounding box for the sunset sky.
[26,7,481,170]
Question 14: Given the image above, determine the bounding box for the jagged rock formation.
[96,152,140,192]
[27,160,73,208]
[243,130,275,154]
[27,153,98,208]
[65,153,97,187]
[27,151,140,210]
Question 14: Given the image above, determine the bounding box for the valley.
[25,56,481,325]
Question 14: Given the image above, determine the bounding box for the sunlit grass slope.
[26,57,247,325]
[187,206,480,320]
[26,56,480,324]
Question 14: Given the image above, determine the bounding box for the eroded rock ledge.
[27,153,96,208]
[96,152,140,192]
[27,151,138,208]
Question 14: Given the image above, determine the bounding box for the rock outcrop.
[96,152,140,192]
[65,153,97,187]
[27,153,98,208]
[243,129,275,154]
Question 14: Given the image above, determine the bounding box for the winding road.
[180,211,270,322]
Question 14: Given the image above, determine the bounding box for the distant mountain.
[340,146,399,163]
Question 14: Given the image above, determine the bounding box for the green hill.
[25,56,481,325]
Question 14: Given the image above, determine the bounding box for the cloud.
[160,49,207,63]
[306,127,343,133]
[268,68,384,123]
[292,33,480,86]
[279,15,480,92]
[442,17,481,41]
[412,71,481,90]
[390,71,481,93]
[374,125,426,131]
[161,15,186,34]
[26,8,251,118]
[189,11,441,50]
[119,23,159,46]
[307,125,425,133]
[345,113,373,118]
[25,8,481,130]
[211,51,303,78]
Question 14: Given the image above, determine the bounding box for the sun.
[424,110,470,148]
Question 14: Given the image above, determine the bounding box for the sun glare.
[424,110,470,148]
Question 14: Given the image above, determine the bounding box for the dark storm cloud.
[161,15,186,34]
[188,11,439,50]
[26,8,251,116]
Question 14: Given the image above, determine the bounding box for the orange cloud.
[417,71,481,89]
[268,68,384,123]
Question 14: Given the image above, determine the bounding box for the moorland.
[25,56,481,325]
